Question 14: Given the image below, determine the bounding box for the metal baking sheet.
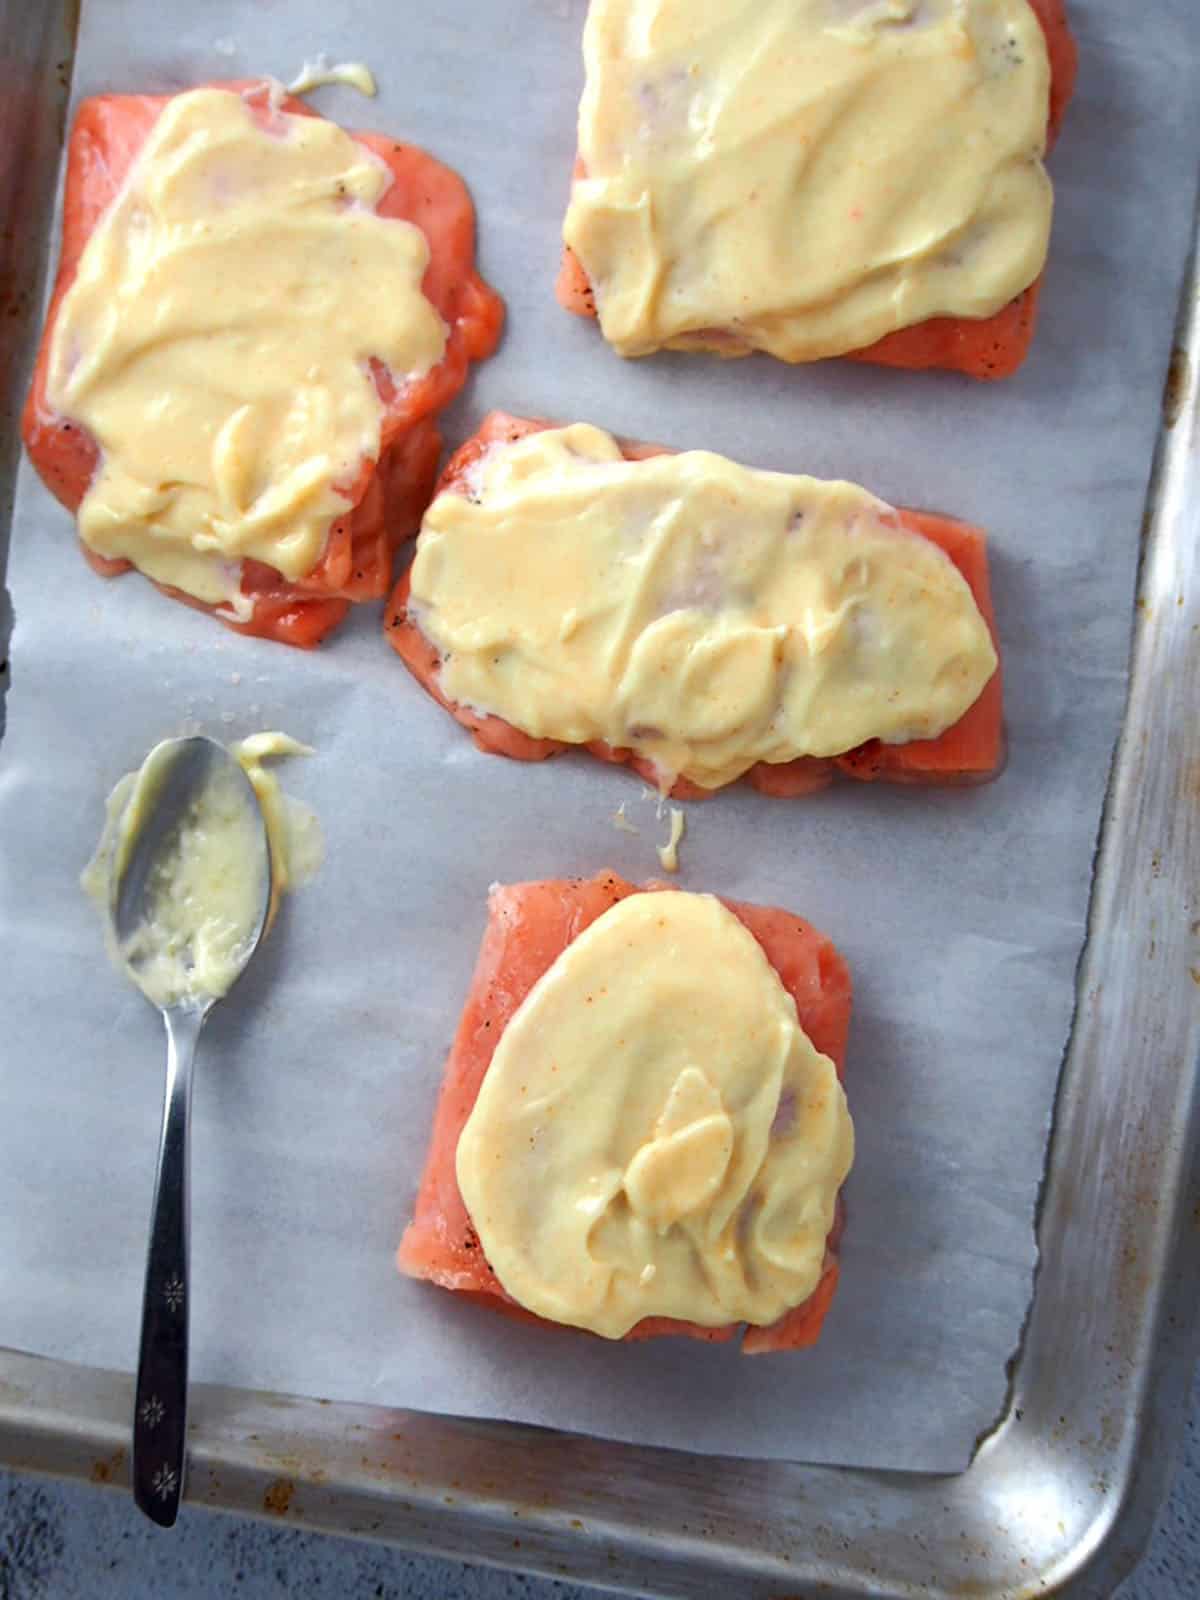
[2,0,1199,1593]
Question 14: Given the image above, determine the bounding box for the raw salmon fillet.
[398,873,853,1353]
[384,412,1005,799]
[556,0,1077,380]
[22,81,505,648]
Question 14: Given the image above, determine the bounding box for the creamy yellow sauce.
[611,802,640,835]
[656,806,685,872]
[409,424,997,790]
[287,58,378,97]
[456,891,853,1337]
[46,86,446,614]
[231,733,325,900]
[83,733,322,1009]
[564,0,1052,361]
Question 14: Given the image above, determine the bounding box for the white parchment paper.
[0,0,1197,1470]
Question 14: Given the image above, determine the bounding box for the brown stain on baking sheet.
[89,1447,126,1484]
[262,1477,295,1516]
[1163,346,1190,428]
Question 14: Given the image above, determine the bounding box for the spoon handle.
[133,1005,205,1527]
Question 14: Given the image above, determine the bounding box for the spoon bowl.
[111,735,273,1013]
[108,735,272,1527]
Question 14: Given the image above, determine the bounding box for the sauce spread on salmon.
[45,87,447,616]
[409,424,998,790]
[563,0,1053,361]
[455,891,854,1338]
[83,732,322,1008]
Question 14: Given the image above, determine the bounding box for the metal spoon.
[109,736,273,1528]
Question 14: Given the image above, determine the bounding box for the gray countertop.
[2,1363,1196,1599]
